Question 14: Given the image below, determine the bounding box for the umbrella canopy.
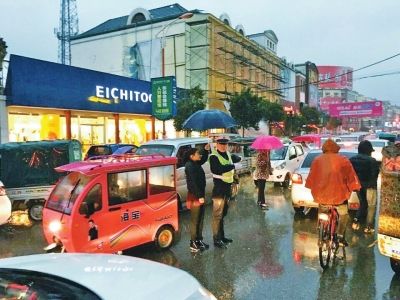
[113,146,135,154]
[182,109,237,131]
[292,134,323,147]
[250,135,284,150]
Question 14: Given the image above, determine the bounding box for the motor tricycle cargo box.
[0,140,82,221]
[377,143,400,274]
[43,154,179,253]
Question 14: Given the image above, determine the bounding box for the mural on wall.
[127,40,161,81]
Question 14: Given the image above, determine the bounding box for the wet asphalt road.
[1,175,399,300]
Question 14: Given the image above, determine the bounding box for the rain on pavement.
[1,175,399,300]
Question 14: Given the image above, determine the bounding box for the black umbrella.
[182,109,237,131]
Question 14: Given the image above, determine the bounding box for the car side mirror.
[289,154,296,160]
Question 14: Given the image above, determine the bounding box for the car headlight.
[198,286,217,300]
[49,220,62,233]
[275,162,286,170]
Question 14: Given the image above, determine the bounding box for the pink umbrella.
[250,135,284,150]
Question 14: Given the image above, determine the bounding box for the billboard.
[318,66,353,90]
[328,101,383,118]
[320,97,343,112]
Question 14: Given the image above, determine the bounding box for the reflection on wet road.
[1,175,399,299]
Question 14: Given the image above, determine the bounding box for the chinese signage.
[320,97,343,112]
[328,101,383,118]
[151,76,177,121]
[318,66,353,90]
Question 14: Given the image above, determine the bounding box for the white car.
[366,139,389,161]
[291,149,358,213]
[136,138,213,209]
[0,180,11,225]
[266,143,306,187]
[0,253,216,300]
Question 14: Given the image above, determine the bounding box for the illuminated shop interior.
[8,108,153,152]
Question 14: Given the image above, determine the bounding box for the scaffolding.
[185,14,284,109]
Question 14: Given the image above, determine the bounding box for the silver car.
[0,253,216,300]
[291,149,358,213]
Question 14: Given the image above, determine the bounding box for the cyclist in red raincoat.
[306,139,361,245]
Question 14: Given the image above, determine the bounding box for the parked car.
[84,143,138,160]
[136,138,213,210]
[0,253,216,300]
[291,149,358,213]
[266,142,306,187]
[0,180,11,226]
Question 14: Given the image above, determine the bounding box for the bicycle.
[317,205,346,269]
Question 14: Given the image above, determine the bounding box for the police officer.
[209,136,242,249]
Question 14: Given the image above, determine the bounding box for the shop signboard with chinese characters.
[328,101,383,118]
[151,76,177,121]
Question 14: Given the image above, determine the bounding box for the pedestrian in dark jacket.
[185,145,210,252]
[350,140,380,233]
[209,137,242,249]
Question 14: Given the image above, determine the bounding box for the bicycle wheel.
[318,222,331,269]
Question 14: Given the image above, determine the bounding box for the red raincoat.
[305,141,361,205]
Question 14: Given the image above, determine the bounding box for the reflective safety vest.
[210,150,234,183]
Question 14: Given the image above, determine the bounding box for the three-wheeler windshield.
[46,172,92,214]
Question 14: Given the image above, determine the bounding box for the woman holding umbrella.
[251,135,283,210]
[254,150,273,210]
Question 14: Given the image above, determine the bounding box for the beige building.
[71,4,283,113]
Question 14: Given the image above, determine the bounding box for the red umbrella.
[250,135,284,150]
[292,134,322,147]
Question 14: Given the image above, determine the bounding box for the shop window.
[149,165,175,195]
[108,170,147,205]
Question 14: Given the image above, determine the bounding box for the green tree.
[326,117,342,131]
[300,106,322,133]
[0,37,7,93]
[229,88,264,137]
[173,86,206,132]
[260,101,285,134]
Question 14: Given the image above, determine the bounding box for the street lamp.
[156,12,194,76]
[155,12,194,138]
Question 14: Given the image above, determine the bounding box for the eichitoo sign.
[151,76,177,121]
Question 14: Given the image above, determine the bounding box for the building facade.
[4,55,156,152]
[70,4,283,113]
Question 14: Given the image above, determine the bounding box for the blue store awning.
[5,55,153,115]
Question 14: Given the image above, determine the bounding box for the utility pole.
[55,0,79,65]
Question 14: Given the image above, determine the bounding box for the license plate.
[378,234,400,260]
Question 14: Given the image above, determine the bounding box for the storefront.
[4,55,174,152]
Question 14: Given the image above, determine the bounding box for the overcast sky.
[1,0,400,105]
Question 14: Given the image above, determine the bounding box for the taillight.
[291,173,303,184]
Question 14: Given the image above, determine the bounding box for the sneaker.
[222,237,233,244]
[197,240,209,250]
[338,237,349,247]
[352,218,360,230]
[258,203,269,210]
[214,239,227,249]
[364,226,375,234]
[190,240,201,252]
